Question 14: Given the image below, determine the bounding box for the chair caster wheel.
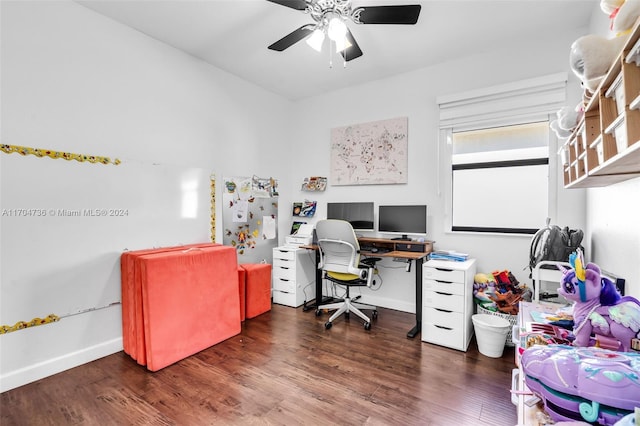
[315,309,322,317]
[325,321,332,329]
[364,322,371,330]
[372,310,378,320]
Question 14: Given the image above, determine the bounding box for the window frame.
[451,156,550,234]
[437,73,566,236]
[442,119,559,236]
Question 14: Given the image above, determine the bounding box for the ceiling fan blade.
[356,5,421,24]
[340,28,363,62]
[265,0,308,11]
[268,25,314,51]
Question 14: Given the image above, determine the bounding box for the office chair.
[314,219,379,330]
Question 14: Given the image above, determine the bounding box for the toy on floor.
[557,249,640,352]
[522,344,640,425]
[473,271,530,315]
[472,273,495,305]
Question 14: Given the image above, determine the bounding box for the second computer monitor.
[378,205,427,240]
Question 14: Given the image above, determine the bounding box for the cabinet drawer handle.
[278,278,290,282]
[435,308,453,313]
[435,291,453,296]
[435,325,453,330]
[435,267,453,272]
[435,280,453,284]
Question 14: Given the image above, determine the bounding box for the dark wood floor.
[1,304,517,425]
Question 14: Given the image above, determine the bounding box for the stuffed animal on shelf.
[569,34,627,93]
[550,104,584,140]
[570,0,640,94]
[602,0,640,35]
[557,249,640,352]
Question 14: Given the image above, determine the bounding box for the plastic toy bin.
[472,314,510,358]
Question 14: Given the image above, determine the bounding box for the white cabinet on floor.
[422,258,476,351]
[272,246,315,308]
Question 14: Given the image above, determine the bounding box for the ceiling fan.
[266,0,422,62]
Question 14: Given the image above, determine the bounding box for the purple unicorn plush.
[558,249,640,352]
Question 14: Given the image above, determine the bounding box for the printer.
[285,223,314,247]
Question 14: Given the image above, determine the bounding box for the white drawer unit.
[422,258,476,351]
[272,246,315,308]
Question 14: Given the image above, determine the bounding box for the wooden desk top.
[301,236,432,261]
[357,236,434,244]
[360,250,428,260]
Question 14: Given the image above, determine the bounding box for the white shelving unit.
[531,260,571,303]
[562,18,640,188]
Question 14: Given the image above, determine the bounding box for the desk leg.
[407,257,424,338]
[303,249,326,312]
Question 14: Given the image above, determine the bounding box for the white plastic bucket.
[472,314,510,358]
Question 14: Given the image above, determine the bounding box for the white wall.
[286,27,589,311]
[6,0,637,393]
[582,4,640,300]
[586,180,640,300]
[1,0,291,392]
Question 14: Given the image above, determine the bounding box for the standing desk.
[303,237,433,338]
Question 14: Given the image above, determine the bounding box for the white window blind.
[437,73,568,132]
[438,74,566,234]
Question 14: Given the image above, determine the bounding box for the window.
[438,73,567,235]
[451,122,549,234]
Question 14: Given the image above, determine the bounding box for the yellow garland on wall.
[210,176,216,242]
[1,144,121,165]
[0,314,60,335]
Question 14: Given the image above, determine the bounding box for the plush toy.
[474,272,495,284]
[569,34,627,93]
[602,0,640,35]
[557,249,640,352]
[601,0,625,15]
[569,0,640,95]
[550,104,584,140]
[473,273,496,304]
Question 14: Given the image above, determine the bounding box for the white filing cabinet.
[272,246,315,308]
[422,258,476,351]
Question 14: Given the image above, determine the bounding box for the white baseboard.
[1,337,123,393]
[348,294,415,314]
[321,290,416,314]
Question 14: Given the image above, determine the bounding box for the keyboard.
[361,246,391,254]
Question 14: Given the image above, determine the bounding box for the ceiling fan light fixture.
[306,28,325,52]
[268,0,421,63]
[334,36,352,53]
[327,16,347,41]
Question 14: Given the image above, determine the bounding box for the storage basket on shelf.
[476,304,517,347]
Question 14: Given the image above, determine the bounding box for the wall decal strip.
[1,144,121,165]
[210,175,216,242]
[0,314,60,334]
[0,302,122,334]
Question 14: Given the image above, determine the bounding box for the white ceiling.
[76,0,596,101]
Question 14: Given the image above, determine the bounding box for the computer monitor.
[326,202,375,232]
[378,205,427,240]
